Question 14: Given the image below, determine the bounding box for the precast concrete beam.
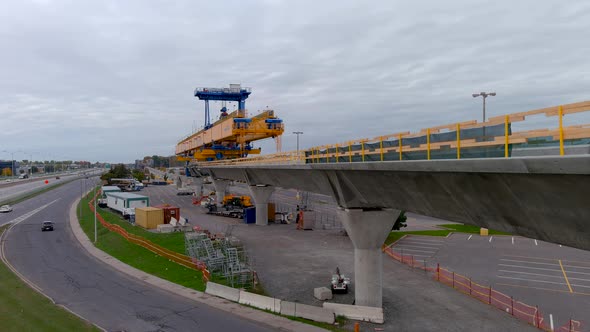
[212,179,231,205]
[249,185,274,226]
[337,208,400,308]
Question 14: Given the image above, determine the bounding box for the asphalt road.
[1,178,275,332]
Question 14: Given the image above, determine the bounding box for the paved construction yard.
[138,183,545,331]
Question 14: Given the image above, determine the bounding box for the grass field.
[385,224,510,245]
[78,193,207,292]
[0,225,99,332]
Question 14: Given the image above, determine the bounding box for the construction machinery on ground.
[176,84,284,164]
[330,267,351,294]
[205,194,253,219]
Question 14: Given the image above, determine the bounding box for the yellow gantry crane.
[176,84,284,162]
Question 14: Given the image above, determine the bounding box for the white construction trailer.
[106,192,150,218]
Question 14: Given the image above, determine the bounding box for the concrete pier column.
[212,179,230,205]
[249,185,274,226]
[193,177,204,197]
[337,208,400,308]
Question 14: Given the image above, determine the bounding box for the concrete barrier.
[322,302,384,324]
[205,282,240,302]
[281,301,335,324]
[239,291,281,313]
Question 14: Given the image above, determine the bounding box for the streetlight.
[472,92,496,123]
[293,131,303,161]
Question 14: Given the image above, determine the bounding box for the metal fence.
[382,243,585,332]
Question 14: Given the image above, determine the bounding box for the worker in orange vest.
[296,205,304,230]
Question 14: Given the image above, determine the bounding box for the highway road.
[1,178,275,331]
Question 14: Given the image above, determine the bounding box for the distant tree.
[100,164,130,184]
[132,169,145,182]
[31,166,39,173]
[150,173,155,180]
[1,168,12,176]
[163,173,169,181]
[392,211,408,231]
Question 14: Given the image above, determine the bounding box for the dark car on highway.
[41,221,54,231]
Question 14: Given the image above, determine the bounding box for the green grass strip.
[385,224,511,246]
[437,223,511,235]
[78,193,206,292]
[0,225,99,332]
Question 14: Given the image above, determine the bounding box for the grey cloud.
[0,0,589,163]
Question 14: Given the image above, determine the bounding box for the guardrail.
[195,100,590,166]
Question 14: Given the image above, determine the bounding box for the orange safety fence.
[382,244,586,331]
[87,190,211,282]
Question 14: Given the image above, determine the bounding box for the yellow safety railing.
[194,101,590,166]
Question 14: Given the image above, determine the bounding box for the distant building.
[0,160,19,175]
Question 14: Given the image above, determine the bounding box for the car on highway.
[41,221,54,231]
[0,205,13,213]
[5,179,11,183]
[56,176,60,179]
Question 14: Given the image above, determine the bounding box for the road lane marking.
[467,235,472,240]
[535,239,538,246]
[559,259,574,293]
[394,244,440,249]
[398,241,443,246]
[563,264,590,270]
[499,270,568,279]
[2,199,60,227]
[489,236,493,243]
[497,275,569,286]
[496,283,590,296]
[503,254,590,265]
[500,259,560,266]
[391,248,435,253]
[499,264,562,272]
[512,237,514,245]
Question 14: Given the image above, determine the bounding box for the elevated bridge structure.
[186,100,590,310]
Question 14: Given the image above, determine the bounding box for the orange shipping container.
[135,207,164,229]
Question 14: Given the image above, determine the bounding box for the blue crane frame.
[194,87,252,129]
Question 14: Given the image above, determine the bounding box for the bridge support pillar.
[212,179,231,205]
[337,208,399,308]
[249,185,274,226]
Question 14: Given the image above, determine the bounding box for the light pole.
[472,92,496,123]
[472,92,496,139]
[94,177,98,243]
[293,131,303,161]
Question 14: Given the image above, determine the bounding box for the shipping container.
[135,207,164,229]
[153,204,180,224]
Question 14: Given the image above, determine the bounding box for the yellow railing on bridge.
[197,100,590,166]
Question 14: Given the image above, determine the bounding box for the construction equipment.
[330,267,351,294]
[205,195,253,219]
[176,84,284,162]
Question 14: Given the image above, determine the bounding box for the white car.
[0,205,13,213]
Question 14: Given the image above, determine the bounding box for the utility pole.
[293,131,303,162]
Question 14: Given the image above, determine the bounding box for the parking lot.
[395,232,590,327]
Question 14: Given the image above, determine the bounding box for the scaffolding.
[184,230,255,289]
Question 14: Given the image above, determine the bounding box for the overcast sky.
[1,0,589,163]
